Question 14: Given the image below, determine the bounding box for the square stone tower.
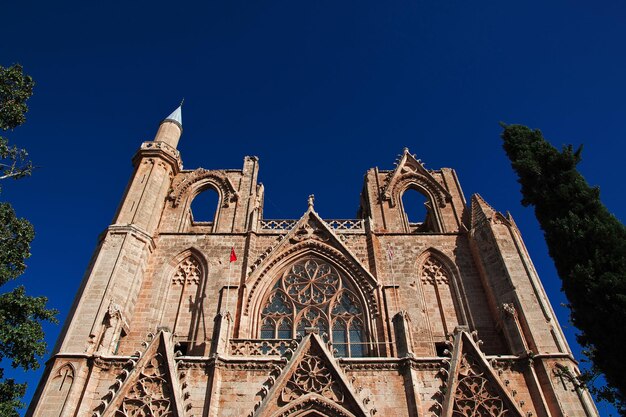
[27,107,598,417]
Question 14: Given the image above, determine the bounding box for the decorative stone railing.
[259,219,298,231]
[259,219,364,232]
[230,339,298,356]
[324,219,364,231]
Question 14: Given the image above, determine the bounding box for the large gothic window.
[162,255,206,355]
[260,258,366,357]
[420,255,461,341]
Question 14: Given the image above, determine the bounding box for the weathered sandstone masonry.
[28,106,598,417]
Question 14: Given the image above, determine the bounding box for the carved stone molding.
[489,358,519,374]
[341,362,401,371]
[106,302,123,320]
[553,363,583,392]
[281,353,344,404]
[230,339,299,357]
[169,168,238,208]
[171,257,201,285]
[52,362,75,384]
[437,331,529,417]
[379,149,451,209]
[501,303,517,319]
[249,235,286,273]
[289,221,330,243]
[245,241,378,317]
[115,354,174,417]
[135,141,182,172]
[92,356,139,416]
[452,354,509,417]
[175,360,208,371]
[245,334,370,417]
[215,359,287,371]
[274,396,356,417]
[421,257,451,286]
[387,173,450,208]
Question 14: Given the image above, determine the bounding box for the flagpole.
[388,244,399,313]
[225,258,233,315]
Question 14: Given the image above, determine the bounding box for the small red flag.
[230,247,237,262]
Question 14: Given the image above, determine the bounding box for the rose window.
[260,258,366,357]
[284,260,340,305]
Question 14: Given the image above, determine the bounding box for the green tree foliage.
[1,64,34,181]
[0,64,57,416]
[501,124,626,415]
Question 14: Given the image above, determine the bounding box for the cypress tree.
[502,124,626,414]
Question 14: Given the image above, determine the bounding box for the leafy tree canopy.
[502,124,626,415]
[0,63,57,417]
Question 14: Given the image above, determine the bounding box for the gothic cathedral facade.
[28,107,598,417]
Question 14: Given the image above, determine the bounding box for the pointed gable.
[244,205,379,319]
[250,333,369,417]
[97,331,186,417]
[441,329,525,417]
[381,148,451,208]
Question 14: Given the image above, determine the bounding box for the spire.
[153,101,183,148]
[163,100,183,128]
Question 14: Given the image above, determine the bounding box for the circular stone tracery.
[283,259,340,305]
[260,258,366,357]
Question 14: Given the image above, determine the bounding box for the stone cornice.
[99,224,156,250]
[168,167,238,208]
[132,140,182,173]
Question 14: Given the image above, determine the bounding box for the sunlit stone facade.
[27,108,598,417]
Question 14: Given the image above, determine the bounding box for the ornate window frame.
[169,168,237,209]
[257,257,370,358]
[416,249,473,335]
[398,182,443,233]
[245,243,379,319]
[168,168,239,231]
[155,248,209,350]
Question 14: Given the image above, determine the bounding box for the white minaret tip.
[163,102,183,127]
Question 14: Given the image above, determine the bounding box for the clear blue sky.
[3,1,626,415]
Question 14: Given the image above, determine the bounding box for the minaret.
[26,105,184,417]
[113,104,183,231]
[152,104,183,147]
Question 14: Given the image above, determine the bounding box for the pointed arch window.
[190,187,219,226]
[401,187,436,232]
[420,255,462,341]
[260,258,367,357]
[163,254,206,355]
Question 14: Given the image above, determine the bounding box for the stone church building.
[28,106,598,417]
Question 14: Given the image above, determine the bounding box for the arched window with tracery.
[420,255,462,342]
[259,258,367,358]
[161,255,206,355]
